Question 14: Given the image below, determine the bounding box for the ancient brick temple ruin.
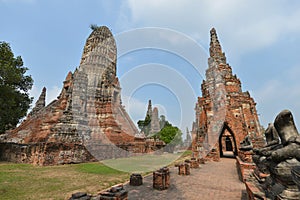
[139,100,161,136]
[192,28,262,161]
[0,26,163,165]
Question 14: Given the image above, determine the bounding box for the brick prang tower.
[192,28,262,160]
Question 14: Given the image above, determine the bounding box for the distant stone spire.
[209,28,226,64]
[186,127,191,142]
[150,107,161,134]
[36,87,46,107]
[146,100,152,117]
[29,87,46,116]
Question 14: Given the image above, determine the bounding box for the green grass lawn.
[0,150,191,200]
[102,151,191,173]
[0,162,129,200]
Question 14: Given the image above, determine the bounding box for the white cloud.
[122,0,300,55]
[253,76,300,128]
[46,86,61,105]
[120,0,300,130]
[122,95,148,123]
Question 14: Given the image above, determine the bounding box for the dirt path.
[124,158,247,200]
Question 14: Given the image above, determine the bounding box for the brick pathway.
[124,158,247,200]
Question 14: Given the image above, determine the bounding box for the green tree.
[137,114,151,136]
[155,124,183,153]
[159,115,166,129]
[156,124,183,145]
[0,42,33,133]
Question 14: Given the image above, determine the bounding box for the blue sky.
[1,0,300,133]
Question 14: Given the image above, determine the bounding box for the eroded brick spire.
[146,100,152,117]
[209,28,226,64]
[80,26,117,75]
[28,87,46,116]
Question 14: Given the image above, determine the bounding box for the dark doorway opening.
[225,136,233,151]
[219,123,238,158]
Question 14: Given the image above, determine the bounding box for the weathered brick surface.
[153,167,170,190]
[192,28,262,160]
[190,158,200,168]
[236,156,256,183]
[176,162,191,175]
[0,26,163,165]
[99,184,128,200]
[0,142,96,165]
[125,158,247,199]
[69,158,247,199]
[129,173,143,186]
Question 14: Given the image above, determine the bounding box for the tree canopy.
[0,42,33,133]
[137,112,183,144]
[156,122,182,145]
[137,114,151,136]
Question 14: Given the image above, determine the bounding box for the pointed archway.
[218,123,238,158]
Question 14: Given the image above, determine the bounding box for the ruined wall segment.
[192,28,262,160]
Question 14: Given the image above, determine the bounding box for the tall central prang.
[192,28,262,160]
